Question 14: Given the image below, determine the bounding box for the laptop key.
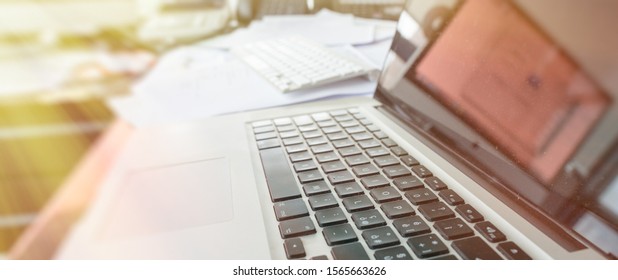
[311,144,333,154]
[345,154,370,166]
[338,146,362,157]
[317,120,337,128]
[351,209,387,229]
[327,132,348,141]
[366,147,390,158]
[303,130,322,139]
[284,238,306,259]
[323,223,358,246]
[254,125,275,134]
[331,242,370,260]
[497,242,532,260]
[345,126,366,134]
[311,112,332,122]
[370,186,402,203]
[351,132,372,141]
[302,181,331,196]
[308,193,338,210]
[359,139,381,149]
[418,202,455,221]
[365,124,381,132]
[321,160,347,173]
[352,163,380,177]
[330,110,348,116]
[342,195,374,212]
[411,165,433,178]
[360,174,390,189]
[286,144,307,154]
[374,246,413,260]
[400,155,419,166]
[335,115,353,122]
[293,160,317,172]
[322,126,342,134]
[279,216,316,238]
[373,131,388,139]
[257,138,281,150]
[327,170,355,185]
[383,164,412,179]
[274,118,292,126]
[360,119,373,126]
[456,204,484,223]
[290,151,312,163]
[475,221,507,243]
[293,115,313,126]
[278,124,296,132]
[393,176,424,191]
[255,131,277,141]
[306,136,327,146]
[381,200,415,219]
[340,120,360,128]
[363,227,400,249]
[393,216,431,237]
[316,152,338,163]
[425,177,447,191]
[298,124,318,132]
[434,218,474,240]
[408,234,449,258]
[390,146,408,156]
[451,237,502,260]
[374,155,399,167]
[282,136,303,146]
[405,188,439,205]
[274,198,309,221]
[439,189,464,206]
[334,182,364,198]
[315,207,348,227]
[310,255,329,260]
[332,138,354,148]
[381,138,397,147]
[252,120,273,128]
[298,170,323,183]
[280,130,300,139]
[260,147,302,202]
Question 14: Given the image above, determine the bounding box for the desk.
[8,121,132,259]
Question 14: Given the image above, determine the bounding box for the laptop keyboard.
[252,108,532,260]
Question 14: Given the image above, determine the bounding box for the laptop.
[58,0,618,259]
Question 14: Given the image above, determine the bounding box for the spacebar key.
[260,147,302,202]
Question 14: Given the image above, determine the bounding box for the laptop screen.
[375,0,618,257]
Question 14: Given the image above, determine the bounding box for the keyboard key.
[335,115,354,122]
[373,155,399,167]
[286,144,307,154]
[331,242,370,260]
[390,146,408,156]
[351,209,386,229]
[255,131,277,140]
[289,151,312,162]
[340,120,360,128]
[311,144,333,154]
[274,118,293,126]
[358,139,381,149]
[278,124,296,132]
[366,147,390,158]
[284,238,306,259]
[434,218,474,240]
[369,186,402,203]
[298,170,323,183]
[411,165,433,178]
[311,112,331,122]
[308,193,338,210]
[274,198,309,221]
[400,155,419,166]
[282,136,303,146]
[393,176,424,191]
[345,154,370,166]
[293,115,313,126]
[338,146,362,157]
[407,234,449,258]
[330,110,348,116]
[256,138,281,150]
[315,207,347,227]
[327,132,347,141]
[322,126,342,134]
[497,242,532,260]
[360,119,373,126]
[374,246,413,260]
[342,195,374,212]
[298,124,318,132]
[381,138,397,147]
[322,223,358,246]
[373,131,388,139]
[293,160,317,172]
[352,163,380,177]
[381,200,415,219]
[321,160,346,173]
[252,120,273,128]
[279,216,316,238]
[451,237,502,260]
[260,147,302,202]
[309,255,329,260]
[254,125,275,134]
[362,227,400,249]
[439,190,464,206]
[382,164,412,179]
[347,108,360,114]
[317,120,337,128]
[306,136,327,146]
[334,182,364,198]
[365,124,380,132]
[475,221,506,243]
[418,202,455,221]
[327,170,355,185]
[332,138,354,148]
[280,131,300,139]
[405,188,439,205]
[425,177,447,191]
[316,152,338,163]
[351,132,372,141]
[393,216,431,237]
[455,204,484,223]
[302,181,331,196]
[345,126,365,134]
[360,174,390,189]
[303,130,322,139]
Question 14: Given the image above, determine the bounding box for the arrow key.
[284,238,306,259]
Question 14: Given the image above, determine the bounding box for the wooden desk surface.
[8,120,133,259]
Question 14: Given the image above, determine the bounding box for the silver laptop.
[58,0,618,259]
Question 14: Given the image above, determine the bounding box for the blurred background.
[0,0,403,255]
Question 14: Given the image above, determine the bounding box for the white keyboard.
[232,37,376,93]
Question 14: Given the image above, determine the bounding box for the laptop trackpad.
[100,157,234,240]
